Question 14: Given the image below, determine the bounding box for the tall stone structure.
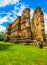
[20,8,31,43]
[4,7,45,47]
[4,24,12,41]
[31,7,45,42]
[10,16,21,43]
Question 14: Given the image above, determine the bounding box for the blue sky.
[0,0,47,34]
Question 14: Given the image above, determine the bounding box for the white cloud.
[44,13,47,34]
[6,13,15,22]
[0,11,16,24]
[45,25,47,34]
[0,16,8,24]
[44,13,47,20]
[0,0,19,7]
[18,4,26,16]
[0,25,6,32]
[30,8,34,19]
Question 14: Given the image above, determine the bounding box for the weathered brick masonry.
[4,24,12,42]
[31,7,45,41]
[20,8,31,43]
[4,7,45,47]
[10,16,21,43]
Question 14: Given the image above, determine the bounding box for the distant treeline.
[0,32,5,41]
[45,34,47,38]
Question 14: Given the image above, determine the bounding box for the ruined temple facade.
[4,7,45,46]
[31,7,45,42]
[10,16,21,43]
[20,8,31,43]
[4,24,12,41]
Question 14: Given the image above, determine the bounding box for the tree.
[0,32,4,41]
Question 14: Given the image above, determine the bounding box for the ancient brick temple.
[4,7,45,46]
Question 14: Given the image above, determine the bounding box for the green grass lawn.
[0,41,47,65]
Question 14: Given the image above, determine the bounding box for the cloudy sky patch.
[0,0,47,34]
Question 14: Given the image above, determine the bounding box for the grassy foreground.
[0,41,47,65]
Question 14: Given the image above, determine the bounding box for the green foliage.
[0,41,47,65]
[0,32,4,41]
[45,34,47,38]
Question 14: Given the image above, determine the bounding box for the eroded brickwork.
[4,7,45,46]
[31,7,45,42]
[4,24,12,41]
[10,16,21,43]
[20,8,31,43]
